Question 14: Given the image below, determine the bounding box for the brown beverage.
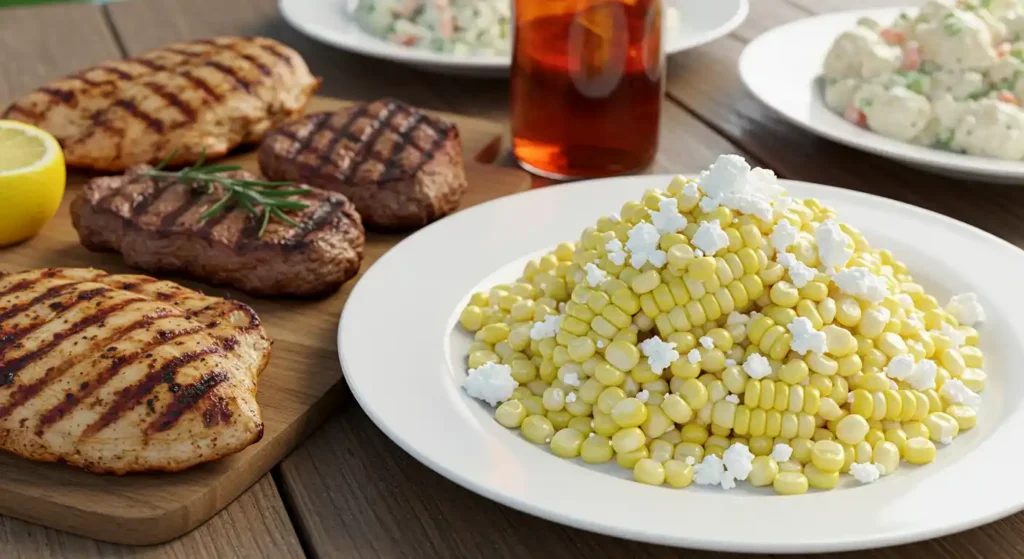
[511,0,663,179]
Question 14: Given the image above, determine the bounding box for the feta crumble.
[722,443,755,482]
[462,362,517,406]
[687,348,702,364]
[636,389,650,403]
[769,219,800,252]
[563,372,581,387]
[895,293,914,309]
[940,379,982,409]
[565,392,577,404]
[605,238,627,266]
[946,292,985,326]
[815,219,853,270]
[932,321,968,348]
[743,353,772,379]
[771,443,794,463]
[584,262,610,287]
[692,220,730,255]
[693,455,726,486]
[849,462,881,484]
[699,154,750,199]
[833,267,888,304]
[685,456,696,465]
[725,358,737,367]
[650,198,689,234]
[529,314,562,340]
[699,336,715,350]
[884,355,915,381]
[726,312,750,325]
[777,252,817,288]
[639,336,680,373]
[908,359,938,391]
[725,394,740,404]
[694,249,705,258]
[625,222,668,269]
[683,182,700,199]
[787,317,827,355]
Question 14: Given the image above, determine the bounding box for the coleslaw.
[354,0,512,56]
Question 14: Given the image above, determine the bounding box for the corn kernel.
[773,472,809,495]
[522,415,555,444]
[664,459,696,488]
[904,437,937,465]
[946,404,977,430]
[611,427,646,454]
[804,464,840,489]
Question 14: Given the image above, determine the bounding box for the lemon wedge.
[0,120,66,246]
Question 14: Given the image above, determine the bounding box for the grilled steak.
[258,98,467,229]
[2,36,319,171]
[70,166,365,297]
[0,268,269,474]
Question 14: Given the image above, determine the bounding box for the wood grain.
[0,95,529,546]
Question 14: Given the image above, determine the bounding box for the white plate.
[740,8,1024,184]
[338,174,1024,553]
[281,0,749,77]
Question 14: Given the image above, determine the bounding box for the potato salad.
[823,0,1024,160]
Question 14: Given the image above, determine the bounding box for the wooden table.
[3,0,1024,557]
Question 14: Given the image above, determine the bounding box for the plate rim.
[739,6,1024,182]
[337,174,1024,553]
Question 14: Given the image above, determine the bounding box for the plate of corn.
[338,155,1023,552]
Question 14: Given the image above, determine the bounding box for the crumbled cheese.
[692,220,730,256]
[722,443,755,482]
[884,355,915,381]
[650,198,688,234]
[726,312,750,325]
[596,340,605,349]
[529,314,562,340]
[699,336,714,350]
[684,456,696,465]
[636,389,650,403]
[771,443,793,463]
[849,462,881,484]
[725,394,740,404]
[720,473,738,490]
[625,223,667,269]
[687,348,702,364]
[683,182,700,198]
[769,219,800,252]
[787,317,827,355]
[743,353,772,379]
[563,372,581,387]
[895,293,914,309]
[720,191,774,222]
[699,154,751,199]
[693,455,726,486]
[935,419,956,444]
[833,267,888,304]
[462,362,518,406]
[639,336,680,373]
[565,392,577,404]
[907,359,938,391]
[724,358,737,367]
[932,321,967,348]
[747,167,784,198]
[699,195,721,212]
[605,238,627,266]
[946,292,985,326]
[777,252,817,288]
[584,262,610,287]
[940,379,982,409]
[815,219,853,270]
[694,249,705,258]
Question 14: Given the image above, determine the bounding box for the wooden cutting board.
[0,96,530,545]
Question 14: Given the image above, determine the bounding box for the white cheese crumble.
[771,443,794,463]
[849,462,881,484]
[563,372,581,387]
[773,196,795,218]
[684,456,696,465]
[743,353,772,379]
[787,317,828,355]
[639,336,680,374]
[605,238,627,266]
[776,252,817,288]
[565,392,577,404]
[529,314,562,340]
[636,389,650,403]
[895,293,914,309]
[692,220,730,256]
[940,378,982,409]
[462,362,518,406]
[699,194,721,213]
[932,321,968,348]
[724,358,737,367]
[769,219,800,252]
[693,455,726,486]
[583,262,610,287]
[722,443,755,483]
[683,182,700,198]
[946,292,986,326]
[815,219,853,271]
[832,267,888,304]
[596,340,605,349]
[687,348,702,364]
[694,249,705,258]
[699,336,715,349]
[726,311,750,325]
[650,198,688,234]
[725,394,740,404]
[699,154,750,199]
[625,223,667,269]
[884,355,915,381]
[908,359,938,391]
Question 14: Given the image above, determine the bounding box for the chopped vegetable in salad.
[354,0,512,55]
[823,0,1024,160]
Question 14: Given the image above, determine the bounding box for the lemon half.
[0,120,66,246]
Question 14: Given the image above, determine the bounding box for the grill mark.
[0,310,176,421]
[38,87,74,104]
[2,104,42,121]
[73,75,104,87]
[133,58,168,72]
[203,60,252,93]
[0,278,42,300]
[142,81,197,122]
[235,51,272,76]
[258,42,293,65]
[0,282,81,327]
[0,287,110,356]
[178,69,223,101]
[291,113,337,159]
[127,175,181,219]
[379,111,425,182]
[318,104,371,165]
[202,395,232,427]
[99,65,134,80]
[36,324,205,432]
[147,370,229,433]
[289,199,336,245]
[338,101,402,182]
[80,337,237,438]
[166,47,203,58]
[113,99,164,133]
[158,185,203,230]
[0,296,148,387]
[196,205,234,240]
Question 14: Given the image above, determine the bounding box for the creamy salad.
[823,0,1024,160]
[354,0,512,56]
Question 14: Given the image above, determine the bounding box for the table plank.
[0,475,304,558]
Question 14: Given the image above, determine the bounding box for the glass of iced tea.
[511,0,663,179]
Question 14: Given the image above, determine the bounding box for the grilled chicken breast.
[2,36,319,171]
[71,166,365,297]
[0,268,269,474]
[258,98,467,229]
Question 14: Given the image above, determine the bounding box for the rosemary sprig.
[142,150,311,237]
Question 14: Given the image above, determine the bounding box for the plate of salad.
[280,0,749,77]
